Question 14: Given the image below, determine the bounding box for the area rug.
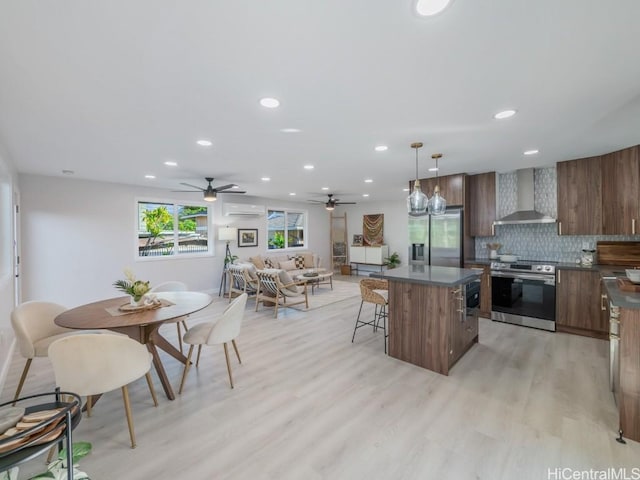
[306,279,360,310]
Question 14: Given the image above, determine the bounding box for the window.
[137,201,211,258]
[267,209,306,250]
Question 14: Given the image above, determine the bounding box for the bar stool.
[351,278,388,353]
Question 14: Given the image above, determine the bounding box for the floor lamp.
[218,226,237,297]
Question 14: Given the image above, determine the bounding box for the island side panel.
[388,279,451,375]
[619,308,640,442]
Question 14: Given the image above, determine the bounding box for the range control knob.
[544,266,551,271]
[535,266,542,271]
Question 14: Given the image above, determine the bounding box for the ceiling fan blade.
[180,182,205,191]
[218,190,246,194]
[308,200,325,204]
[336,202,357,205]
[212,184,236,192]
[172,189,203,193]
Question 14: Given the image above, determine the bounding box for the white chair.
[10,301,77,403]
[149,281,189,353]
[48,333,158,448]
[179,293,248,392]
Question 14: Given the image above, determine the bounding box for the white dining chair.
[48,333,158,448]
[10,301,77,403]
[179,293,248,392]
[149,281,189,353]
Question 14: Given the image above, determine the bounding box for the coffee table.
[295,271,334,294]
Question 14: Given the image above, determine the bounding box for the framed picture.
[352,234,363,246]
[238,228,258,247]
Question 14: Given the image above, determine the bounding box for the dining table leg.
[146,342,176,401]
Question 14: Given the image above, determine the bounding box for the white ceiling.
[1,0,640,205]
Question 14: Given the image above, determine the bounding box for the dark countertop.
[464,258,492,266]
[603,278,640,309]
[373,265,482,287]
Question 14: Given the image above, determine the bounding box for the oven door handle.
[490,271,556,283]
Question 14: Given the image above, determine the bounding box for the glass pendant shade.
[428,153,446,215]
[407,179,428,215]
[407,142,429,215]
[428,185,447,215]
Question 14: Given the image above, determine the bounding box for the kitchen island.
[374,265,482,375]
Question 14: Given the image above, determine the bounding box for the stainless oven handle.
[490,271,556,283]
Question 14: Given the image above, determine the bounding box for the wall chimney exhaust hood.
[493,169,556,225]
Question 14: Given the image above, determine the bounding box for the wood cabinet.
[618,306,640,443]
[556,269,608,339]
[556,156,602,235]
[387,279,478,375]
[467,172,496,237]
[465,263,491,318]
[602,146,640,235]
[409,173,465,207]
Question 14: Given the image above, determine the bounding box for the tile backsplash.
[474,166,640,262]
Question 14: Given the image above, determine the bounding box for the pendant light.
[407,142,429,215]
[428,153,447,215]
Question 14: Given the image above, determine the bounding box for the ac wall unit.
[223,202,266,216]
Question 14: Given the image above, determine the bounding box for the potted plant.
[384,252,401,269]
[0,442,92,480]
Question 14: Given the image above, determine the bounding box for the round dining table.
[54,291,213,401]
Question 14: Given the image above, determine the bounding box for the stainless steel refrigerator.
[408,208,463,267]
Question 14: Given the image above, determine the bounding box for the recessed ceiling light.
[196,139,212,146]
[289,192,296,196]
[494,109,517,120]
[415,0,452,16]
[61,169,74,175]
[403,188,410,192]
[362,194,370,197]
[304,165,315,170]
[321,187,329,191]
[375,145,388,152]
[281,128,301,133]
[164,161,178,167]
[428,167,438,172]
[260,97,280,108]
[145,175,156,179]
[364,179,373,183]
[261,177,271,182]
[524,149,539,156]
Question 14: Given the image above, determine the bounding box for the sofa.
[246,251,322,278]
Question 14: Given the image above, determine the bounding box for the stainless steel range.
[490,260,557,331]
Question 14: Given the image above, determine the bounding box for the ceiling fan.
[308,194,356,211]
[173,177,246,202]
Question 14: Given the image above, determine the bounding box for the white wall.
[340,199,408,272]
[19,174,331,307]
[0,144,18,389]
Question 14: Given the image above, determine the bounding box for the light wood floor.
[2,283,639,479]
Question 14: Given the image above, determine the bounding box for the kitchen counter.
[374,265,482,287]
[603,278,640,309]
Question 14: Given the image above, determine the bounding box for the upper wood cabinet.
[602,146,640,235]
[556,156,602,235]
[467,172,496,237]
[410,173,465,207]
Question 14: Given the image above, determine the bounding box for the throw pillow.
[301,252,314,268]
[264,257,275,268]
[293,255,306,269]
[279,259,296,271]
[250,255,266,270]
[278,270,302,294]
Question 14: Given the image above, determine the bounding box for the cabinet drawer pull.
[557,270,561,284]
[491,223,495,236]
[601,294,607,311]
[633,218,636,235]
[558,221,562,235]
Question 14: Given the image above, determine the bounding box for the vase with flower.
[113,268,151,306]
